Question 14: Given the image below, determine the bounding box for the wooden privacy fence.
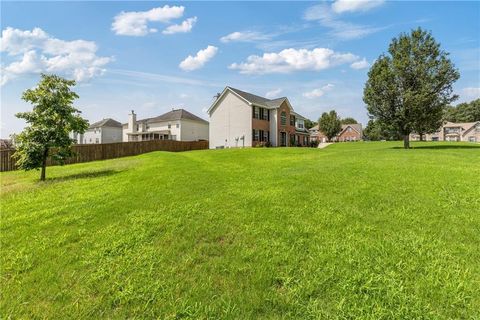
[0,140,208,172]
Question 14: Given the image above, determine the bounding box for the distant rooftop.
[126,108,208,125]
[89,118,122,129]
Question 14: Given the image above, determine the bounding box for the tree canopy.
[340,117,358,125]
[444,99,480,122]
[363,27,459,148]
[318,110,342,142]
[14,74,89,181]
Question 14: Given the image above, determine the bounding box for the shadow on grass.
[43,169,123,183]
[391,145,480,150]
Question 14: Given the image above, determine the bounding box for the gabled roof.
[89,118,122,129]
[208,86,292,114]
[124,109,208,125]
[443,121,479,136]
[339,123,362,135]
[146,109,208,124]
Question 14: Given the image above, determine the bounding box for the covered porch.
[126,130,171,142]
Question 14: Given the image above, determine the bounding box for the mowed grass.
[1,142,479,319]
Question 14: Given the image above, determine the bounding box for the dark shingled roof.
[227,86,286,108]
[89,118,122,129]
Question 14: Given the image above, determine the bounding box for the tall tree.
[14,74,89,181]
[364,28,459,148]
[318,110,342,142]
[340,117,358,124]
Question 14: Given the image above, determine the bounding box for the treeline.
[364,99,480,141]
[443,99,480,123]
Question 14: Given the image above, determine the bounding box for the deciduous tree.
[318,110,342,142]
[14,74,89,181]
[364,28,459,148]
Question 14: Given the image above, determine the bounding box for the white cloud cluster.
[1,27,112,86]
[303,84,335,99]
[304,1,385,40]
[350,58,370,69]
[179,45,218,71]
[229,48,366,74]
[462,87,480,100]
[163,17,197,35]
[332,0,385,13]
[220,31,272,43]
[265,88,283,99]
[112,5,190,36]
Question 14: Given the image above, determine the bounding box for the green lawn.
[1,141,479,319]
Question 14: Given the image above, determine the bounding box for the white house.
[72,118,123,144]
[122,109,209,142]
[207,86,310,149]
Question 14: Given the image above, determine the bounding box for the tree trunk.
[403,135,410,149]
[40,148,48,181]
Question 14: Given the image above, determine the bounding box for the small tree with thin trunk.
[318,110,342,142]
[363,27,459,149]
[13,74,89,181]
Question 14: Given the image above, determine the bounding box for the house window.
[253,107,260,119]
[347,127,352,132]
[146,124,150,130]
[252,129,259,141]
[136,124,139,131]
[263,131,269,142]
[281,112,287,125]
[290,115,295,126]
[176,123,179,128]
[168,123,171,129]
[469,136,476,142]
[95,138,99,144]
[298,122,304,129]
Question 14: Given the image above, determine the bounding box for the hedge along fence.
[0,140,209,172]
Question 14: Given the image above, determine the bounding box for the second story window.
[168,123,171,129]
[281,112,287,125]
[290,115,295,126]
[253,106,260,119]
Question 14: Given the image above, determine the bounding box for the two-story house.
[309,123,363,142]
[122,108,209,142]
[410,121,480,142]
[71,118,123,144]
[207,86,309,148]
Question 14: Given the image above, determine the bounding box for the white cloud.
[179,45,218,71]
[332,0,385,13]
[220,31,272,43]
[304,3,385,40]
[350,58,370,69]
[112,5,184,36]
[229,48,365,74]
[265,88,283,99]
[303,84,334,99]
[0,27,112,86]
[163,17,197,35]
[462,87,480,100]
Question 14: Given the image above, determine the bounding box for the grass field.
[1,141,479,319]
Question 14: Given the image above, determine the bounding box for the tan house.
[410,121,480,142]
[309,123,363,142]
[208,87,309,148]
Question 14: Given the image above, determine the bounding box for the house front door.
[280,132,287,147]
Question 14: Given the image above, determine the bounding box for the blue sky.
[1,1,479,137]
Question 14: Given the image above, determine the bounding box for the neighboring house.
[122,108,209,142]
[72,118,123,144]
[410,121,480,142]
[207,86,309,148]
[309,124,363,142]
